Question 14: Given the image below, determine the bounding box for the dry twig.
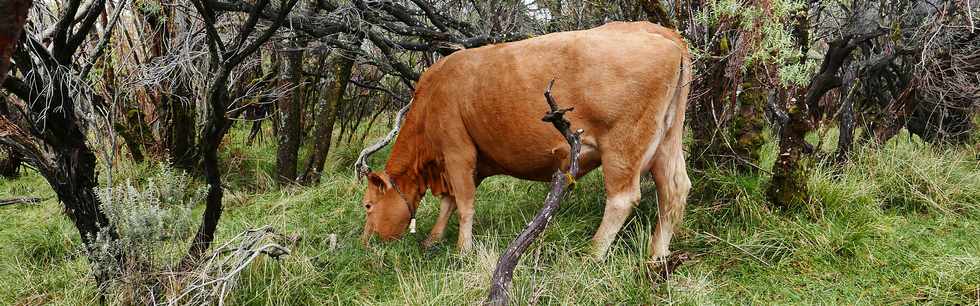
[0,197,42,207]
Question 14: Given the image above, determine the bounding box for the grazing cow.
[360,21,692,260]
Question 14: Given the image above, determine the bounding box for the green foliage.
[98,164,204,254]
[135,0,164,18]
[692,0,815,87]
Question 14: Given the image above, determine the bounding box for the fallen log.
[485,80,583,306]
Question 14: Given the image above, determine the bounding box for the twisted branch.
[485,80,583,306]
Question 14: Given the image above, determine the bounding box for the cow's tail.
[662,52,692,132]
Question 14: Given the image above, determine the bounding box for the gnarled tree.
[183,0,301,263]
[0,0,124,287]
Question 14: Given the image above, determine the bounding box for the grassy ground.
[1,126,979,305]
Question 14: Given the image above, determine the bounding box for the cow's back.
[411,22,688,181]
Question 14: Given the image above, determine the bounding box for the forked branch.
[485,80,583,306]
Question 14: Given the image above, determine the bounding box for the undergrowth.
[0,126,978,305]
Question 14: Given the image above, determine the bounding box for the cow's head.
[360,172,417,243]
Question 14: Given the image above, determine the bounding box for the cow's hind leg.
[592,155,644,259]
[648,135,691,261]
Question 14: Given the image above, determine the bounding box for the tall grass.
[0,128,978,305]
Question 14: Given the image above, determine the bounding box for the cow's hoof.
[457,242,474,255]
[646,251,691,281]
[589,250,609,262]
[421,237,442,250]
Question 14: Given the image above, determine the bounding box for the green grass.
[1,126,979,305]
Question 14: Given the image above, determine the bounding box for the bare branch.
[50,0,84,61]
[80,0,130,80]
[63,0,107,59]
[0,197,42,207]
[230,0,272,51]
[226,0,302,67]
[354,101,410,177]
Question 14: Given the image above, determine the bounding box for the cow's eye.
[364,203,372,209]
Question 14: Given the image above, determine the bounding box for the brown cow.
[360,21,692,260]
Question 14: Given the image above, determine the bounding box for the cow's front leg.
[445,168,477,253]
[423,195,456,249]
[455,190,476,253]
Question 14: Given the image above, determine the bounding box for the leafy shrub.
[91,164,205,303]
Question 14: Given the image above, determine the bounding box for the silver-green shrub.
[92,164,205,302]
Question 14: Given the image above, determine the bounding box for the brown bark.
[276,40,305,184]
[300,43,359,185]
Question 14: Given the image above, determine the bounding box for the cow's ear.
[367,172,387,189]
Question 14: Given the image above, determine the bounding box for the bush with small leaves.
[89,164,205,303]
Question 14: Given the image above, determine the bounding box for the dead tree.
[183,0,300,264]
[485,80,582,306]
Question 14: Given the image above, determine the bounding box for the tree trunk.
[114,107,152,163]
[728,80,767,171]
[0,0,31,87]
[641,0,674,28]
[768,11,871,208]
[689,53,731,168]
[183,0,299,262]
[767,90,811,208]
[835,82,857,163]
[46,145,121,285]
[0,97,21,179]
[1,88,123,289]
[767,10,812,209]
[300,46,358,185]
[184,68,231,263]
[275,41,305,184]
[159,92,197,169]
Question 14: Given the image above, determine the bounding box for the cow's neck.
[385,105,428,195]
[384,103,451,198]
